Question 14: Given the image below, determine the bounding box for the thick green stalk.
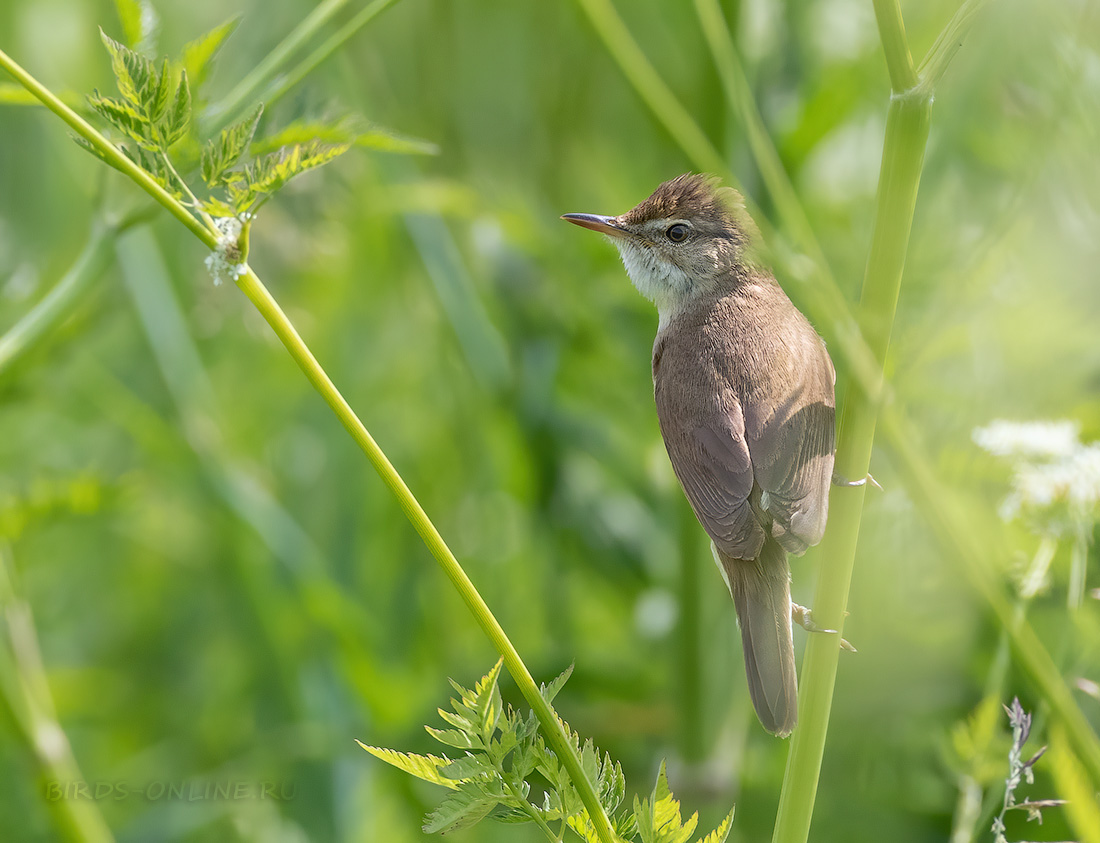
[772,3,930,839]
[2,45,619,843]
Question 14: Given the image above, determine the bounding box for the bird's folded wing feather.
[743,356,836,555]
[657,387,766,560]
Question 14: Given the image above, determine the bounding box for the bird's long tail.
[715,539,797,737]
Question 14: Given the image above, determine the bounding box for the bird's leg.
[831,471,883,491]
[791,603,857,652]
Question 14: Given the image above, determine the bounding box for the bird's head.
[563,174,757,327]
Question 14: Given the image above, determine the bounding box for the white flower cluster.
[974,419,1100,527]
[203,216,247,286]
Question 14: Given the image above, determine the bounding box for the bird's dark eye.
[666,224,689,242]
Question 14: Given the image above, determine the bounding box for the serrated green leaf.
[489,803,539,824]
[440,754,494,781]
[437,708,476,734]
[696,808,735,843]
[113,0,158,52]
[162,70,191,146]
[201,197,237,218]
[146,58,171,125]
[422,789,499,834]
[182,16,240,96]
[355,741,461,789]
[201,103,262,187]
[99,28,155,111]
[87,91,156,149]
[540,663,574,704]
[635,761,698,843]
[425,726,478,750]
[566,812,605,842]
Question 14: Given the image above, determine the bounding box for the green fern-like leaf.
[634,761,698,843]
[86,91,155,149]
[422,788,500,834]
[540,663,574,704]
[697,809,735,843]
[99,28,156,110]
[355,742,463,789]
[161,70,191,146]
[201,103,263,187]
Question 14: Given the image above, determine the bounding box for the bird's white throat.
[615,241,694,330]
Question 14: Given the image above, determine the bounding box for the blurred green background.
[2,0,1099,840]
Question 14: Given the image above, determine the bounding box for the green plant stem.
[0,49,216,248]
[1,42,619,843]
[872,0,919,92]
[772,10,932,842]
[261,0,404,111]
[880,410,1100,788]
[572,0,728,176]
[203,0,352,128]
[0,546,115,843]
[0,218,113,377]
[234,267,618,842]
[917,0,991,95]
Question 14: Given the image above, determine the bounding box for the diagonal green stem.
[0,50,216,248]
[260,0,404,112]
[572,0,728,176]
[203,0,352,129]
[233,267,619,842]
[1,42,620,843]
[0,546,115,843]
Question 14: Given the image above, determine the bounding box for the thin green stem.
[0,49,216,248]
[572,0,728,176]
[872,0,919,93]
[2,41,619,843]
[772,70,933,843]
[917,0,991,96]
[160,152,218,229]
[204,0,351,129]
[261,0,404,111]
[692,0,825,268]
[234,268,619,842]
[0,546,115,843]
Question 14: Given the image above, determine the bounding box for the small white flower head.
[973,420,1080,460]
[204,216,247,286]
[975,419,1100,533]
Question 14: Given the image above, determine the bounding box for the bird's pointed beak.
[561,213,627,237]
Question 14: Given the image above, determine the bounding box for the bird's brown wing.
[743,347,836,555]
[656,383,767,560]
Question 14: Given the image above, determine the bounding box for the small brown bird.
[563,174,836,737]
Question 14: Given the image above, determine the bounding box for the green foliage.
[78,17,423,251]
[182,16,240,99]
[112,0,159,53]
[201,103,263,188]
[362,662,732,842]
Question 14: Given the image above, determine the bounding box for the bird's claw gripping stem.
[791,603,857,652]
